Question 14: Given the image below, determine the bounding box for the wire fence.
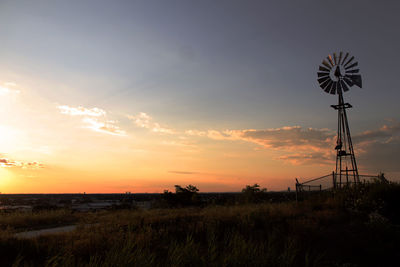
[295,172,386,193]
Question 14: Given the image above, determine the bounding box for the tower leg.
[332,92,359,187]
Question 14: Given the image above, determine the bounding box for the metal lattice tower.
[317,52,362,188]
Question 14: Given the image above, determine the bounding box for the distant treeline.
[0,184,295,210]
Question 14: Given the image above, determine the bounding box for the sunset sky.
[0,0,399,193]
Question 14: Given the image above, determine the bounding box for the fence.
[295,172,387,200]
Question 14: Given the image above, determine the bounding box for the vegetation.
[241,183,268,203]
[0,181,399,266]
[159,184,200,207]
[0,209,78,231]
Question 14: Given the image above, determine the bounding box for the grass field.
[0,181,399,267]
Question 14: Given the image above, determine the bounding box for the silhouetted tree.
[175,184,199,194]
[241,184,267,203]
[161,185,200,207]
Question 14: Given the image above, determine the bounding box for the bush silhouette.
[241,184,267,203]
[161,184,200,207]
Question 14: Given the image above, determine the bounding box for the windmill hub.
[317,52,362,188]
[334,65,342,78]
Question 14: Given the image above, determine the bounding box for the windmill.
[317,52,362,188]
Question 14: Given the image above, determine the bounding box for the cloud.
[233,127,335,151]
[168,171,199,175]
[353,121,400,172]
[58,104,126,136]
[231,126,335,165]
[278,152,334,165]
[262,121,400,170]
[184,126,337,165]
[161,140,199,152]
[221,121,399,170]
[206,130,238,141]
[189,126,335,151]
[185,130,207,137]
[126,111,400,171]
[4,82,17,87]
[129,112,152,128]
[0,85,20,95]
[357,136,400,172]
[0,158,44,169]
[152,123,175,134]
[58,105,106,117]
[128,112,175,134]
[83,117,126,136]
[353,123,400,144]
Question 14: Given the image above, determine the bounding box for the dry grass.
[0,209,78,231]
[0,182,399,266]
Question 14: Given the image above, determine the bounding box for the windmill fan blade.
[327,56,334,66]
[345,62,358,70]
[341,52,349,65]
[320,79,331,90]
[330,82,337,94]
[348,75,362,88]
[318,72,329,78]
[319,66,330,72]
[343,76,354,87]
[338,52,343,65]
[345,69,359,74]
[324,80,333,93]
[344,56,354,67]
[318,76,330,84]
[322,60,332,69]
[317,52,361,94]
[340,80,349,92]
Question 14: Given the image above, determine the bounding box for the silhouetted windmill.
[317,52,362,188]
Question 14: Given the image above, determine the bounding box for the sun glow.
[0,125,21,153]
[0,168,14,193]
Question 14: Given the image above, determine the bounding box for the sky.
[0,0,399,193]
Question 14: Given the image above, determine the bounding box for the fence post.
[332,171,336,189]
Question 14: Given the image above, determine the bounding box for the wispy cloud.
[353,121,400,172]
[0,158,44,169]
[185,130,207,137]
[128,112,175,134]
[187,126,335,151]
[129,112,152,128]
[57,105,106,117]
[168,170,199,175]
[240,126,335,151]
[278,152,334,165]
[152,123,175,134]
[83,117,126,136]
[186,122,400,170]
[353,122,400,145]
[161,140,199,153]
[184,126,336,165]
[58,104,126,136]
[4,82,17,87]
[0,85,20,96]
[100,110,400,170]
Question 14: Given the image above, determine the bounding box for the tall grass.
[0,209,78,231]
[1,181,399,266]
